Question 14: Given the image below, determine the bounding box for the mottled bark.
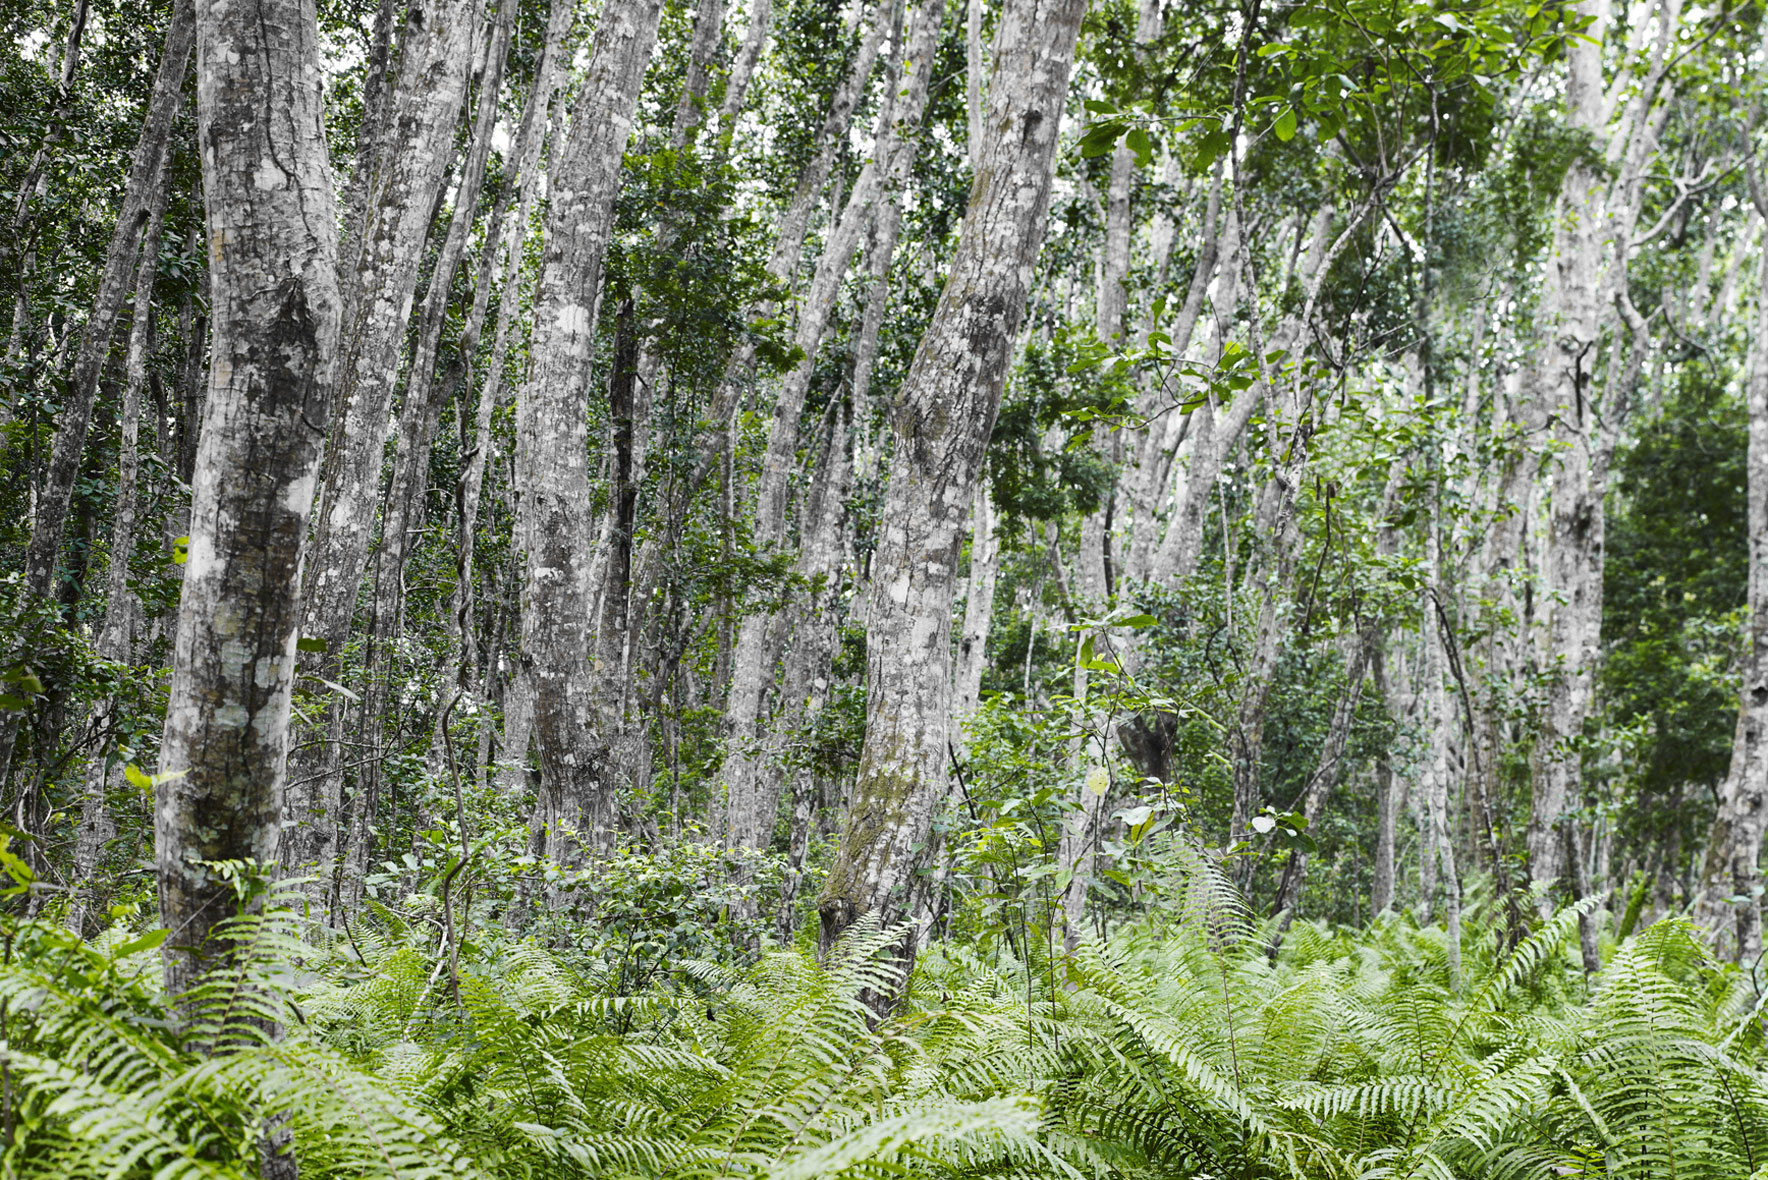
[1420,518,1462,987]
[17,0,191,604]
[1148,206,1255,583]
[615,3,885,772]
[1371,645,1398,916]
[1695,193,1768,963]
[1269,624,1375,922]
[819,0,1087,964]
[665,4,887,510]
[1122,159,1223,585]
[749,407,854,864]
[1073,0,1157,604]
[284,0,476,889]
[447,0,574,700]
[1525,0,1678,906]
[951,481,999,750]
[722,0,943,849]
[672,0,727,148]
[70,177,170,934]
[158,0,340,997]
[3,0,89,367]
[519,0,663,857]
[370,2,512,658]
[716,0,773,135]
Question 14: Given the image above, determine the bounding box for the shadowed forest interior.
[5,0,1768,1174]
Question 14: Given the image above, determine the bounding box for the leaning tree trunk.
[518,0,664,860]
[1695,188,1768,964]
[283,0,476,895]
[0,0,192,793]
[619,8,888,681]
[1526,0,1676,910]
[818,0,1088,972]
[70,177,171,934]
[722,0,944,850]
[157,0,341,1001]
[369,4,511,657]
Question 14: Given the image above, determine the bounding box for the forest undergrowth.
[8,835,1767,1180]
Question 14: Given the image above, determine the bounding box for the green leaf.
[1125,127,1153,167]
[172,534,189,564]
[124,763,154,794]
[1120,613,1158,629]
[296,636,328,654]
[1274,108,1298,142]
[111,928,169,958]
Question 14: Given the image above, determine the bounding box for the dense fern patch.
[7,881,1768,1179]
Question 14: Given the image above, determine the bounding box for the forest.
[2,0,1768,1173]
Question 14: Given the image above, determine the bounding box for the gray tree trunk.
[1526,0,1677,907]
[951,481,999,751]
[722,0,944,849]
[519,0,664,858]
[1371,645,1398,916]
[818,0,1087,965]
[1121,158,1224,586]
[444,0,574,710]
[370,3,511,662]
[70,177,171,934]
[283,0,476,892]
[158,0,341,998]
[1694,186,1768,963]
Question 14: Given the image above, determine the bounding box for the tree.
[818,0,1089,971]
[519,0,666,858]
[156,0,340,998]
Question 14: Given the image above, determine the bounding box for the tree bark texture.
[721,0,944,850]
[158,0,341,998]
[951,480,999,751]
[1695,199,1768,963]
[1371,644,1398,916]
[283,0,476,888]
[71,176,171,933]
[18,0,191,605]
[1523,0,1677,905]
[519,0,664,857]
[370,1,512,656]
[818,0,1088,959]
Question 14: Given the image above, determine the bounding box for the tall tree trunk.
[370,2,511,661]
[158,0,340,999]
[70,177,171,934]
[1371,644,1398,916]
[283,0,476,895]
[1695,187,1768,964]
[14,0,191,608]
[440,0,573,724]
[1421,507,1462,988]
[1122,158,1224,587]
[519,0,664,859]
[818,0,1087,973]
[1525,0,1678,908]
[2,0,191,822]
[1073,0,1158,604]
[722,0,944,849]
[1269,622,1376,922]
[672,0,728,148]
[951,481,999,750]
[3,0,89,368]
[621,6,887,661]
